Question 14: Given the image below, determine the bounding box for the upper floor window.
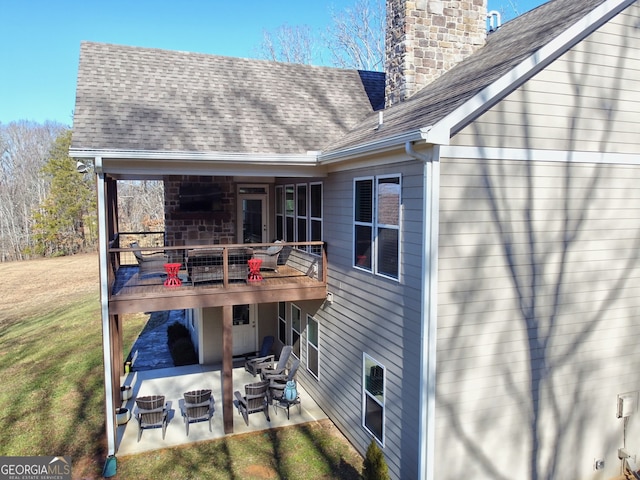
[276,182,323,250]
[354,175,401,279]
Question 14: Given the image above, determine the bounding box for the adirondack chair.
[233,380,270,426]
[181,389,214,436]
[135,395,168,442]
[244,336,275,376]
[259,345,292,380]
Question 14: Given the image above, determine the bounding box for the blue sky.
[0,0,544,126]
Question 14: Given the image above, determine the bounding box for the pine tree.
[362,438,390,480]
[31,130,97,256]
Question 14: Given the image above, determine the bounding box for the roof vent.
[487,11,502,32]
[374,111,384,131]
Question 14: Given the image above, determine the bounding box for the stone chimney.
[385,0,488,107]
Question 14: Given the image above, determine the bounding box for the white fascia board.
[318,128,430,164]
[69,149,325,177]
[441,145,640,166]
[425,0,635,144]
[69,148,319,165]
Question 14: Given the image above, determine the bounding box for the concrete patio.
[115,362,327,456]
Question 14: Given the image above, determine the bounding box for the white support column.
[95,157,116,456]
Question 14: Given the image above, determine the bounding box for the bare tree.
[258,24,316,65]
[117,180,165,233]
[325,0,385,70]
[0,121,65,261]
[256,0,385,71]
[492,1,526,22]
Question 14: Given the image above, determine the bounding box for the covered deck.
[107,238,327,314]
[117,363,327,456]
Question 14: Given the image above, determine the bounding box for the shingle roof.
[71,42,380,154]
[322,0,614,153]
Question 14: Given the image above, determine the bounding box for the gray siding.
[435,156,640,480]
[453,3,640,154]
[299,160,425,480]
[435,6,640,479]
[291,6,640,480]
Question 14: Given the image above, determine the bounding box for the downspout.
[95,157,116,457]
[405,141,439,480]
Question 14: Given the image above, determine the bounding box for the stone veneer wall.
[164,175,237,246]
[385,0,487,107]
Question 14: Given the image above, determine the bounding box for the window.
[291,304,302,358]
[297,184,307,244]
[363,354,385,443]
[275,182,323,252]
[278,302,286,345]
[275,185,284,240]
[354,175,400,279]
[307,315,319,379]
[285,185,295,241]
[232,304,249,325]
[310,183,323,245]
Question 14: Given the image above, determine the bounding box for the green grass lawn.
[0,289,364,479]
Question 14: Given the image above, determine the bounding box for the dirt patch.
[240,465,278,479]
[0,253,99,325]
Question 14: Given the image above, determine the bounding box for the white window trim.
[278,301,287,345]
[291,304,302,359]
[275,185,284,241]
[375,174,401,280]
[310,181,323,245]
[353,175,401,281]
[296,183,308,245]
[362,352,385,446]
[306,314,319,380]
[285,184,295,242]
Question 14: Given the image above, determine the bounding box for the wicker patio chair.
[233,380,270,426]
[244,336,275,376]
[130,241,167,276]
[252,241,283,272]
[259,345,292,380]
[135,395,168,442]
[181,389,214,436]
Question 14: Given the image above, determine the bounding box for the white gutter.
[318,128,431,164]
[70,148,320,165]
[405,141,439,480]
[95,156,116,457]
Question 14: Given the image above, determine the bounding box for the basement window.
[363,353,385,444]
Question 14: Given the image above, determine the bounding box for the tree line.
[0,121,163,262]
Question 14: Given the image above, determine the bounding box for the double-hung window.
[354,175,401,279]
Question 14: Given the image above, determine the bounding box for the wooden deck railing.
[107,234,326,296]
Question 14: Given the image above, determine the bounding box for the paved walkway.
[128,310,185,371]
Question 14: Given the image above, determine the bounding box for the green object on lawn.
[102,455,117,478]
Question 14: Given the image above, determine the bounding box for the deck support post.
[222,304,234,433]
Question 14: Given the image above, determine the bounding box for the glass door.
[237,185,268,243]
